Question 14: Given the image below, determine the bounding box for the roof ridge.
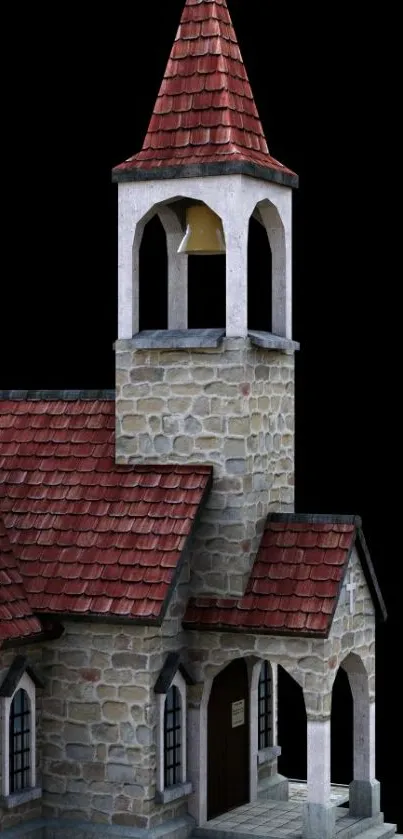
[0,390,116,400]
[0,519,43,643]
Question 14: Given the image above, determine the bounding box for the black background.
[2,1,401,829]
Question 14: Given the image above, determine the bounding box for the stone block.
[349,779,380,817]
[66,744,94,761]
[106,763,135,783]
[63,722,90,744]
[102,701,129,722]
[68,703,101,723]
[302,802,336,839]
[91,723,119,743]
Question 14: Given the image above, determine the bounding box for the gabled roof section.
[0,517,42,643]
[154,652,195,694]
[112,0,298,188]
[183,514,387,638]
[0,654,44,697]
[0,398,213,623]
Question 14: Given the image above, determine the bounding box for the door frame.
[207,658,250,819]
[188,657,274,825]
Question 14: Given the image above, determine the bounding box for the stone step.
[347,825,397,839]
[336,813,397,839]
[336,813,384,839]
[192,815,397,839]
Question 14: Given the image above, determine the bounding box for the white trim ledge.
[0,785,42,810]
[248,331,300,352]
[155,781,193,804]
[258,745,282,765]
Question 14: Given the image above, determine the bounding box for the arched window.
[164,685,182,788]
[258,661,273,750]
[0,659,42,807]
[9,689,31,793]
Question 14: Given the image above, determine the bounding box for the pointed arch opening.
[277,664,307,782]
[248,212,272,332]
[139,213,168,331]
[331,666,353,786]
[186,199,226,329]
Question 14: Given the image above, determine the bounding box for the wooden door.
[207,658,249,819]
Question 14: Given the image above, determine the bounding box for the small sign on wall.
[231,699,245,728]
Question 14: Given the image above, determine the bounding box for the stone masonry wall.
[116,337,295,597]
[40,557,193,830]
[186,546,376,719]
[0,643,43,832]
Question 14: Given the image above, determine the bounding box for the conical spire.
[112,0,297,187]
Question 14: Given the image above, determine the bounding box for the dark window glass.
[164,686,181,787]
[9,689,30,793]
[258,661,273,750]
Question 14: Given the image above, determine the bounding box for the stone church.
[0,0,396,837]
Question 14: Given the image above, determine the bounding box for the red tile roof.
[0,516,42,642]
[112,0,297,186]
[183,515,386,637]
[0,400,212,622]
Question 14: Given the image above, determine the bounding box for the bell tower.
[112,0,299,597]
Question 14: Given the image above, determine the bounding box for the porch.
[193,799,397,839]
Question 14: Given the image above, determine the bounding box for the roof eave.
[182,621,330,639]
[112,159,299,189]
[356,528,388,623]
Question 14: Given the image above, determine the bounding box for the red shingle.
[0,400,212,622]
[0,517,42,642]
[183,517,357,637]
[112,0,296,182]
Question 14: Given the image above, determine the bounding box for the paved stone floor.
[288,780,349,805]
[203,800,374,839]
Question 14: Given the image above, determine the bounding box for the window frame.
[9,687,31,794]
[164,684,182,788]
[0,671,41,808]
[258,660,273,751]
[156,670,192,803]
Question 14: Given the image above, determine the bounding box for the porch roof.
[183,514,387,637]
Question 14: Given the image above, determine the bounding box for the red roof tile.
[183,515,385,637]
[112,0,297,185]
[0,400,212,622]
[0,517,42,642]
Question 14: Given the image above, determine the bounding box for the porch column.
[349,697,380,817]
[302,718,335,839]
[187,682,209,826]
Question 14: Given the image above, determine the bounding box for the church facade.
[0,1,394,838]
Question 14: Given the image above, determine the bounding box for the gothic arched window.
[258,661,273,750]
[9,688,31,793]
[164,685,182,787]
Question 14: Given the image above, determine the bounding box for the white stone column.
[187,682,211,826]
[349,693,380,816]
[225,222,249,338]
[167,239,188,330]
[249,662,260,802]
[303,718,335,839]
[259,203,292,340]
[159,208,188,330]
[118,185,141,339]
